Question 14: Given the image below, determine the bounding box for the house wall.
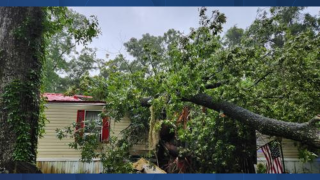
[37,103,105,160]
[256,133,320,173]
[37,102,137,173]
[109,116,150,156]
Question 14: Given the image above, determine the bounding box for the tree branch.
[182,93,320,148]
[140,90,320,148]
[248,71,273,89]
[204,82,224,89]
[140,82,224,107]
[309,115,320,126]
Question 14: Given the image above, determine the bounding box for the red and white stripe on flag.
[261,143,283,174]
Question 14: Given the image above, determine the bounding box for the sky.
[70,7,319,72]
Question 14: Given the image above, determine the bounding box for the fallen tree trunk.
[140,93,320,148]
[182,93,320,148]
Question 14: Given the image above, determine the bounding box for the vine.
[2,71,47,162]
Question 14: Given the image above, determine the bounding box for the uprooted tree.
[101,7,319,173]
[0,7,99,173]
[58,7,319,173]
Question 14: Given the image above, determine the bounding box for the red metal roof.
[43,93,104,103]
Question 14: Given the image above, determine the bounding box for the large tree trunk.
[182,93,320,148]
[142,93,320,148]
[0,7,44,173]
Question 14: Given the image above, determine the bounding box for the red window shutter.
[102,117,110,142]
[76,110,85,137]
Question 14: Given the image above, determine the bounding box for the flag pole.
[279,141,286,173]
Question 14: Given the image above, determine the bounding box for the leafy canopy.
[57,7,320,173]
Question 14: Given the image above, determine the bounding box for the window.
[84,111,102,141]
[76,110,110,142]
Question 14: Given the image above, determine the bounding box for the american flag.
[261,141,284,173]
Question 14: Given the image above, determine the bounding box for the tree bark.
[0,7,44,172]
[182,93,320,148]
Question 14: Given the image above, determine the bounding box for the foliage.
[223,25,244,47]
[234,7,320,123]
[100,137,133,173]
[100,7,319,173]
[64,73,108,100]
[53,7,319,173]
[56,119,133,173]
[2,72,47,162]
[42,8,101,93]
[176,110,257,173]
[297,144,319,163]
[256,163,267,173]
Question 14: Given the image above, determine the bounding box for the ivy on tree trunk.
[0,7,44,173]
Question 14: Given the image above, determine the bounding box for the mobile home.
[37,93,135,173]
